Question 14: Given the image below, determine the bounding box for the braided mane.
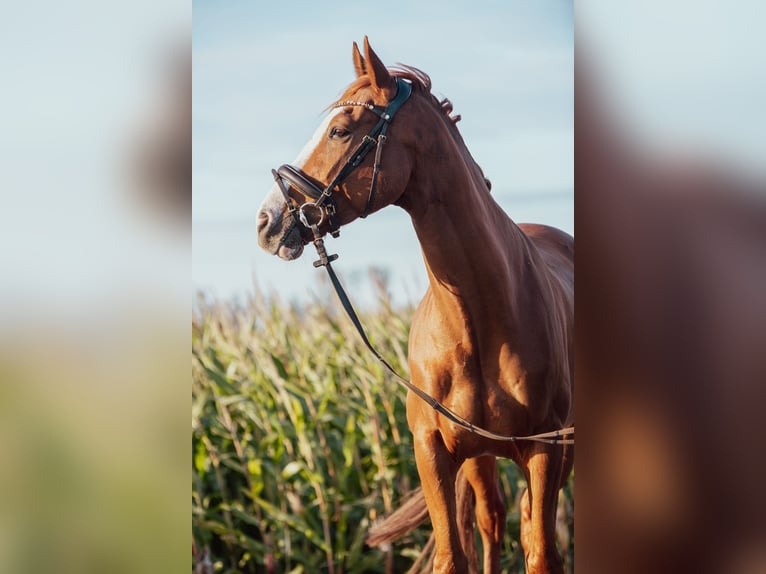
[389,65,462,125]
[389,64,492,192]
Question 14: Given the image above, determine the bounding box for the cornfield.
[192,278,573,573]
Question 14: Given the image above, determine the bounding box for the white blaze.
[258,108,343,218]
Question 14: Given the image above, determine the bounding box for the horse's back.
[518,223,574,291]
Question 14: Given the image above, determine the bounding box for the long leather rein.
[272,78,574,446]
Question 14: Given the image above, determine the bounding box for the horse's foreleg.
[413,430,466,574]
[520,443,565,574]
[560,442,574,489]
[462,456,505,574]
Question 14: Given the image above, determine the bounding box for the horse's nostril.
[256,210,270,233]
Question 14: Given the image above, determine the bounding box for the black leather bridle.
[271,77,413,239]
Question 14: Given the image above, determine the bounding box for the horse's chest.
[409,319,552,441]
[413,335,533,405]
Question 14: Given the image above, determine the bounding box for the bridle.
[272,77,413,239]
[268,76,574,446]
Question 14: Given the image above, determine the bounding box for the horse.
[256,37,574,574]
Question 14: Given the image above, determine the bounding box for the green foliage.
[192,288,573,573]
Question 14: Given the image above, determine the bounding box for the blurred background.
[192,0,573,307]
[577,2,766,573]
[0,1,189,573]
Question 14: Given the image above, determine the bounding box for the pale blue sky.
[193,1,573,304]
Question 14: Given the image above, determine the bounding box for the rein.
[273,78,574,447]
[308,228,574,446]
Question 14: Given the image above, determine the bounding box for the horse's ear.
[363,36,395,98]
[352,41,366,77]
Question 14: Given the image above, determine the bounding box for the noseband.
[271,77,413,238]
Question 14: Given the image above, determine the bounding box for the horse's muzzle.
[256,196,307,260]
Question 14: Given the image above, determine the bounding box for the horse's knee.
[519,488,532,550]
[525,548,564,574]
[476,495,506,542]
[433,551,468,574]
[519,487,531,522]
[560,445,574,489]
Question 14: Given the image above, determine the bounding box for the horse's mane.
[340,64,493,192]
[391,65,492,192]
[389,65,462,126]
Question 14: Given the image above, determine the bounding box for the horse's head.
[257,37,416,260]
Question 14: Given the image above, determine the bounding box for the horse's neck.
[405,150,533,332]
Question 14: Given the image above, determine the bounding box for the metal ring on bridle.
[299,202,324,228]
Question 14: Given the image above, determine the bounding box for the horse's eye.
[329,126,351,140]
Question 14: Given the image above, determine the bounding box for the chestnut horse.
[257,38,573,574]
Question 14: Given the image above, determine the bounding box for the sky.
[193,1,574,306]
